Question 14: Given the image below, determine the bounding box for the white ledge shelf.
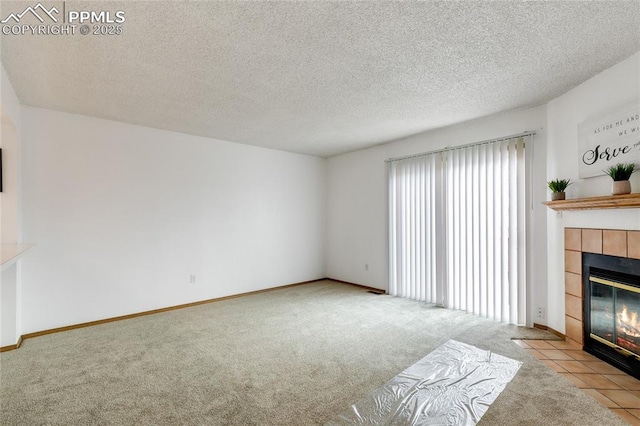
[543,193,640,211]
[1,243,35,270]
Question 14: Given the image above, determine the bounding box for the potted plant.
[548,179,572,201]
[604,163,636,195]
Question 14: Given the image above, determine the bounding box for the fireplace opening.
[582,253,640,378]
[584,253,640,379]
[590,276,640,355]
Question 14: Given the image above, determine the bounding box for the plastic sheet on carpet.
[328,339,522,426]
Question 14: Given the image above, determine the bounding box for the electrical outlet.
[190,274,196,284]
[537,306,545,319]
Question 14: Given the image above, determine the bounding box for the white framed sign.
[577,102,640,178]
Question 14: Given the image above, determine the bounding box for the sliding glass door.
[388,135,529,325]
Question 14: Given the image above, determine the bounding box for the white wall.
[1,63,21,133]
[326,105,548,326]
[546,52,640,333]
[1,62,23,243]
[1,109,19,244]
[1,63,24,347]
[20,107,326,333]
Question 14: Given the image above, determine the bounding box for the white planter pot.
[612,180,631,195]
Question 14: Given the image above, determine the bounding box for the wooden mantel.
[544,193,640,211]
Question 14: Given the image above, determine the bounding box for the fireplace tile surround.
[564,228,640,346]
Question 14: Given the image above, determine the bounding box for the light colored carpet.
[0,280,626,425]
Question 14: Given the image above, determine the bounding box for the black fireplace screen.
[590,276,640,357]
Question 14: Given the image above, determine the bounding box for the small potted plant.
[548,179,572,201]
[604,163,636,195]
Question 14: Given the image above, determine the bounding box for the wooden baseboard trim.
[5,280,566,353]
[0,335,23,353]
[8,277,379,353]
[10,278,327,350]
[533,323,566,340]
[547,326,566,340]
[326,278,386,294]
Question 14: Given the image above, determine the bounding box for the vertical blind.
[388,135,529,325]
[388,154,440,303]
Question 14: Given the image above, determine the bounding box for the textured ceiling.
[1,1,640,157]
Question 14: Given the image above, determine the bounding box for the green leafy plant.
[604,163,637,181]
[547,179,572,193]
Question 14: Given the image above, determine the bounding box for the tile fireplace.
[565,228,640,378]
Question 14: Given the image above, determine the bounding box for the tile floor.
[514,339,640,425]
